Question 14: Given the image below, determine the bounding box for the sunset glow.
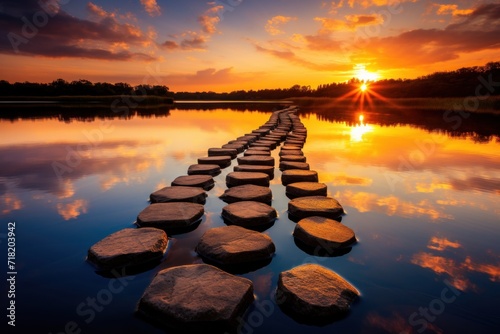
[1,1,499,92]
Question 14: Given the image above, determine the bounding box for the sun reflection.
[349,113,373,142]
[360,83,368,92]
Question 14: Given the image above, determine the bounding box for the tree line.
[1,61,498,99]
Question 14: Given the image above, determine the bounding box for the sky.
[0,0,499,92]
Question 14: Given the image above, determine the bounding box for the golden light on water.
[359,114,365,123]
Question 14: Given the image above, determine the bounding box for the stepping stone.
[282,170,318,185]
[293,216,356,251]
[284,140,304,147]
[171,175,214,190]
[279,150,303,156]
[87,228,168,271]
[281,145,302,151]
[198,156,232,168]
[251,140,277,150]
[244,150,271,156]
[137,264,254,331]
[150,186,207,204]
[276,264,359,320]
[279,161,310,171]
[228,140,250,147]
[226,172,269,188]
[222,201,277,228]
[286,182,327,199]
[288,196,344,222]
[247,146,270,151]
[238,156,275,167]
[208,148,238,159]
[188,164,221,176]
[136,203,204,231]
[240,135,259,142]
[252,129,270,136]
[280,155,307,163]
[221,143,245,153]
[234,165,275,177]
[196,226,275,265]
[220,184,273,204]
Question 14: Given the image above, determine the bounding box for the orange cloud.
[435,4,473,16]
[140,0,161,17]
[427,237,461,251]
[198,5,224,34]
[327,173,373,186]
[57,199,89,221]
[462,256,500,282]
[315,14,383,32]
[347,0,417,8]
[265,15,297,35]
[1,193,22,215]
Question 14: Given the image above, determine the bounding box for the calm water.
[1,104,499,334]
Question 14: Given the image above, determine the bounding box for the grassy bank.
[288,96,500,114]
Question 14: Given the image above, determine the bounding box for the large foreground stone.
[244,150,271,156]
[150,186,207,204]
[281,170,318,185]
[136,203,204,231]
[187,164,221,176]
[171,175,214,190]
[279,161,310,171]
[196,226,275,265]
[237,156,275,167]
[222,201,277,228]
[276,264,359,320]
[137,264,254,331]
[286,182,327,199]
[226,172,270,187]
[293,216,356,251]
[288,196,344,222]
[220,184,273,204]
[198,156,232,168]
[88,228,167,271]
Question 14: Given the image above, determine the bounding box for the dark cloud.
[0,0,156,60]
[449,176,500,194]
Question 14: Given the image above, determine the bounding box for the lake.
[1,103,499,334]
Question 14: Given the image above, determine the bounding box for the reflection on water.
[0,105,499,333]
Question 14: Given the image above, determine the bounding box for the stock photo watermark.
[5,222,17,327]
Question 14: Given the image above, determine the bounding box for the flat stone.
[286,182,327,199]
[220,184,273,204]
[276,264,359,319]
[279,161,310,171]
[244,149,271,156]
[284,140,304,147]
[251,140,277,149]
[222,201,277,228]
[279,150,303,156]
[246,146,270,151]
[226,172,270,187]
[237,156,275,167]
[87,228,168,271]
[150,186,207,204]
[293,216,356,250]
[227,140,250,147]
[221,143,245,153]
[288,196,344,222]
[136,203,204,230]
[198,156,232,168]
[282,170,318,185]
[196,226,275,265]
[280,155,307,163]
[188,164,221,176]
[137,264,254,331]
[281,145,302,151]
[208,148,238,159]
[234,165,275,177]
[171,175,214,190]
[238,135,259,142]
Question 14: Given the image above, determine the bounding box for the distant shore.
[288,96,500,114]
[0,95,174,106]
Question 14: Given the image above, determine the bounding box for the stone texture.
[187,164,221,176]
[244,149,271,156]
[279,161,310,171]
[220,184,273,204]
[196,226,275,265]
[293,216,356,250]
[198,156,232,168]
[87,228,168,271]
[237,156,275,167]
[208,148,238,159]
[281,170,318,185]
[226,172,270,188]
[171,175,214,191]
[221,143,245,153]
[137,264,254,330]
[222,201,277,228]
[281,145,302,151]
[284,140,304,147]
[251,140,277,150]
[150,186,207,204]
[286,182,327,199]
[136,203,204,230]
[279,150,303,156]
[288,196,344,222]
[280,155,307,163]
[276,264,359,319]
[233,165,275,177]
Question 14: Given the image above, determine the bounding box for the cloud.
[166,67,258,89]
[315,14,383,32]
[265,15,297,36]
[448,176,500,194]
[351,3,500,68]
[0,0,156,60]
[1,193,22,215]
[161,31,208,51]
[198,4,224,34]
[347,0,417,8]
[328,173,373,186]
[427,236,462,251]
[434,4,474,17]
[57,199,88,220]
[140,0,161,17]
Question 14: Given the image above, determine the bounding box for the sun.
[360,83,368,92]
[354,64,379,82]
